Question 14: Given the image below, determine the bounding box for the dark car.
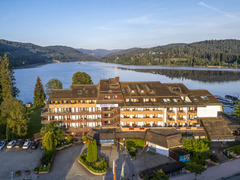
[31,141,39,149]
[15,140,24,148]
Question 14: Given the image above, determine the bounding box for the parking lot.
[0,146,43,180]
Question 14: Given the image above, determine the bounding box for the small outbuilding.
[145,129,182,157]
[169,147,190,162]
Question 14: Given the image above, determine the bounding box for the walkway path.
[171,158,240,180]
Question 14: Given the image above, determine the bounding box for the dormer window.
[78,90,82,94]
[173,98,181,102]
[109,90,112,93]
[131,90,135,93]
[201,96,208,100]
[140,90,144,93]
[85,90,88,93]
[163,98,171,102]
[194,98,198,102]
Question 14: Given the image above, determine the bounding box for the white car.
[7,140,16,148]
[0,141,6,150]
[23,141,31,149]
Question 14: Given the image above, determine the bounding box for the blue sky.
[0,0,240,49]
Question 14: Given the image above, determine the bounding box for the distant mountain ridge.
[0,39,94,67]
[0,39,239,68]
[77,48,123,58]
[102,39,240,68]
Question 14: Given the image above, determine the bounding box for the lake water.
[14,62,240,110]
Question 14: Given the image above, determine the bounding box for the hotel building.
[41,76,233,142]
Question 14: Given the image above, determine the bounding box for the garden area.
[182,138,216,178]
[222,144,240,159]
[78,139,108,174]
[125,138,145,157]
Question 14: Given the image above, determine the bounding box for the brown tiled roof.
[145,129,182,148]
[188,89,222,106]
[201,118,234,140]
[48,84,98,101]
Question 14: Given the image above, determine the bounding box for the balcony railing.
[187,111,197,115]
[177,111,186,115]
[166,110,175,116]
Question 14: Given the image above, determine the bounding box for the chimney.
[115,76,119,83]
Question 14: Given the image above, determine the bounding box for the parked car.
[39,142,44,150]
[22,141,31,149]
[7,140,16,148]
[31,141,39,149]
[0,141,6,150]
[15,140,25,148]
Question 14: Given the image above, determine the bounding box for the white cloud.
[198,1,236,18]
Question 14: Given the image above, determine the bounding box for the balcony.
[177,118,186,123]
[187,111,197,116]
[177,111,186,115]
[41,110,101,116]
[187,118,198,123]
[120,117,163,122]
[166,118,175,123]
[121,110,163,115]
[166,110,175,116]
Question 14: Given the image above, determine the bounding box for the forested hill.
[102,40,240,68]
[0,39,94,67]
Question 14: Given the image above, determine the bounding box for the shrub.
[66,135,73,143]
[34,167,39,171]
[15,170,21,175]
[210,154,219,163]
[82,135,87,142]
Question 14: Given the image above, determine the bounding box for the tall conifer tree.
[33,76,46,108]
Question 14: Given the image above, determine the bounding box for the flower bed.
[39,153,55,174]
[78,153,108,174]
[223,145,240,155]
[56,142,72,150]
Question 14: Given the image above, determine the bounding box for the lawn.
[25,107,43,139]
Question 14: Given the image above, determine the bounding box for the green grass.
[223,145,240,155]
[125,139,145,148]
[25,107,42,139]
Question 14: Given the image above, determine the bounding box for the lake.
[14,61,240,113]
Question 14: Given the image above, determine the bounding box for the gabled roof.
[145,129,182,148]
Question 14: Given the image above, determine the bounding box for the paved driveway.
[0,146,43,180]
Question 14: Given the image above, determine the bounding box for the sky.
[0,0,240,49]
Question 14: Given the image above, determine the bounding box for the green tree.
[71,72,93,88]
[182,138,210,154]
[33,76,46,108]
[55,128,65,143]
[87,139,97,162]
[40,123,55,137]
[0,97,28,139]
[45,78,63,96]
[42,131,57,154]
[232,101,240,118]
[185,161,206,180]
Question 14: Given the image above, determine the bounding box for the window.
[194,98,198,102]
[201,96,209,100]
[78,90,82,94]
[151,98,157,102]
[140,90,144,93]
[108,90,112,93]
[163,98,171,102]
[126,99,130,102]
[85,90,88,93]
[131,90,135,93]
[143,98,149,102]
[173,98,181,102]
